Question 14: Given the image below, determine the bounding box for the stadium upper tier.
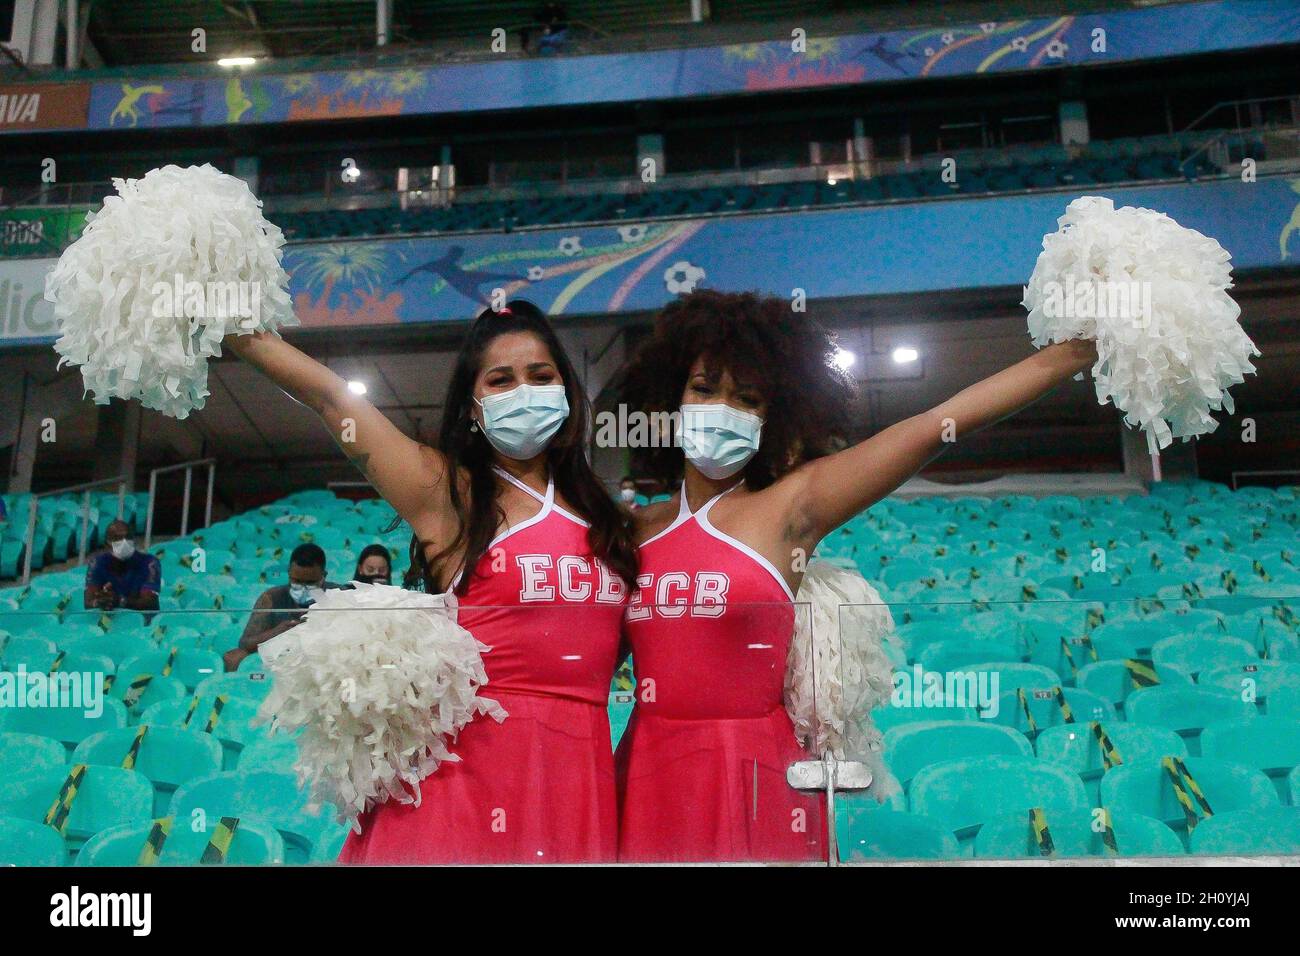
[271,131,1237,242]
[1,126,1276,260]
[0,479,1297,863]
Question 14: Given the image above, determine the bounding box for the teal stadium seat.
[196,672,274,703]
[909,755,1088,838]
[119,648,224,691]
[1035,722,1188,803]
[0,697,128,751]
[1126,685,1257,753]
[883,720,1032,791]
[1188,807,1300,856]
[0,816,66,866]
[1200,717,1300,801]
[77,815,285,865]
[74,725,224,816]
[237,735,299,773]
[1151,633,1257,680]
[1100,757,1278,834]
[973,806,1183,858]
[169,770,337,864]
[0,764,153,850]
[140,695,268,768]
[837,808,960,860]
[0,731,68,780]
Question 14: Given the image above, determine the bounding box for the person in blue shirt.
[83,519,161,611]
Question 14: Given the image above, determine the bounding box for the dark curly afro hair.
[622,289,856,490]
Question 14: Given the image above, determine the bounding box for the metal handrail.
[20,474,128,585]
[144,458,217,549]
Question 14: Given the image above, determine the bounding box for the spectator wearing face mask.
[618,476,644,511]
[351,544,393,586]
[84,519,161,611]
[223,543,339,671]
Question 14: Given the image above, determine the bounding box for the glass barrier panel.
[0,595,832,865]
[834,589,1300,865]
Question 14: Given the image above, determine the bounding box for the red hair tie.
[496,306,512,315]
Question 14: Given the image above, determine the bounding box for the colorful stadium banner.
[3,175,1298,347]
[0,81,90,131]
[0,0,1291,134]
[283,176,1300,328]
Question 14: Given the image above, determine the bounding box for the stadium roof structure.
[71,0,1143,69]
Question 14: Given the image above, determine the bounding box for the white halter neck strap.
[493,465,554,506]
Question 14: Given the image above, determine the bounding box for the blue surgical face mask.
[289,583,324,607]
[476,383,569,460]
[679,403,764,480]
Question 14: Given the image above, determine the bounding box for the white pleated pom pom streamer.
[1022,196,1258,453]
[788,560,900,801]
[254,583,507,828]
[43,164,297,419]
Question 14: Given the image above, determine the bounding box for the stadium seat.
[1198,660,1300,705]
[1100,756,1278,833]
[973,807,1184,858]
[883,721,1032,791]
[0,731,68,781]
[987,686,1113,735]
[0,697,128,751]
[1035,722,1187,803]
[1125,685,1257,753]
[195,672,274,703]
[119,648,224,691]
[1151,633,1257,680]
[61,631,157,668]
[837,808,960,860]
[139,695,268,769]
[0,764,153,850]
[73,726,224,816]
[1188,807,1300,856]
[0,816,66,866]
[1200,717,1300,801]
[237,735,299,773]
[169,771,337,863]
[909,755,1088,838]
[107,671,187,717]
[77,815,285,865]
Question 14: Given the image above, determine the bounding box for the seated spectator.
[223,544,339,671]
[352,544,393,586]
[83,519,161,612]
[618,475,643,511]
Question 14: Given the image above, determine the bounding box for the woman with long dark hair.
[225,299,637,863]
[615,290,1096,862]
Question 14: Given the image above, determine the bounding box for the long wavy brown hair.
[402,300,639,595]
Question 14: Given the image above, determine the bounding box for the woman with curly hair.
[615,289,1096,862]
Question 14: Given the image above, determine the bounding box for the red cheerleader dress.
[615,486,826,862]
[339,468,627,864]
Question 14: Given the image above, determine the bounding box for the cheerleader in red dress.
[616,290,1097,862]
[226,300,637,864]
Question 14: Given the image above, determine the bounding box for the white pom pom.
[1022,196,1259,453]
[788,560,900,800]
[43,164,297,419]
[254,583,506,827]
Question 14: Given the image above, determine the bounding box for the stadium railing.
[20,476,129,586]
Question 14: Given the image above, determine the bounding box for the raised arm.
[793,339,1098,537]
[223,331,448,529]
